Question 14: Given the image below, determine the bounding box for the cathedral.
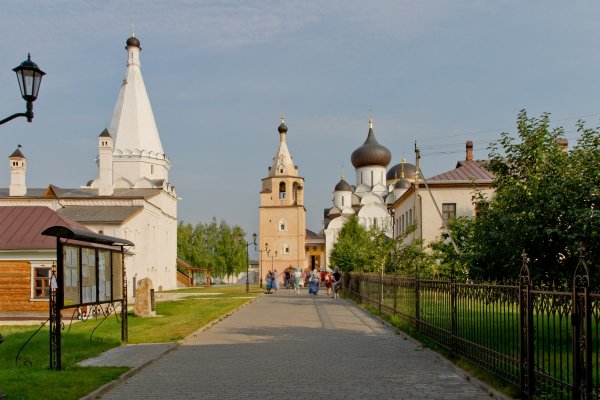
[0,33,178,296]
[323,115,416,267]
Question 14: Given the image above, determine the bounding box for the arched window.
[279,219,287,231]
[279,182,286,199]
[293,182,298,204]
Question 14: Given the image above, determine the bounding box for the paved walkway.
[92,289,502,399]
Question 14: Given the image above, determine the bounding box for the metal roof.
[57,206,143,224]
[0,206,91,250]
[41,226,134,247]
[427,160,495,184]
[0,186,162,199]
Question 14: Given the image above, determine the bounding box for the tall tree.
[466,110,599,283]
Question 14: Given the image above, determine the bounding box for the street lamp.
[0,334,4,399]
[0,54,44,399]
[266,249,277,275]
[0,54,46,125]
[244,233,257,293]
[258,248,266,288]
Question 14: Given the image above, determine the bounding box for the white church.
[0,33,178,295]
[323,114,494,268]
[323,115,417,266]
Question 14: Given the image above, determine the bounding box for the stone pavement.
[91,289,506,399]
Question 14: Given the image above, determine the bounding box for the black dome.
[126,36,141,48]
[334,178,352,192]
[278,122,288,133]
[351,127,391,168]
[394,179,411,189]
[387,162,416,181]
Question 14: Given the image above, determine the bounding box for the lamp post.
[0,54,45,125]
[0,334,4,399]
[267,249,277,274]
[258,249,266,288]
[0,55,44,399]
[244,233,257,293]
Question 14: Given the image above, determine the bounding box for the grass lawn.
[0,285,261,399]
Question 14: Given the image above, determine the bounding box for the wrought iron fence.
[342,250,597,399]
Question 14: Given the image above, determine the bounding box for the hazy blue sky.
[1,1,599,247]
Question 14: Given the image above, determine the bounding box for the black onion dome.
[394,178,411,189]
[351,127,391,168]
[126,36,141,48]
[386,162,416,181]
[334,178,352,192]
[278,122,288,133]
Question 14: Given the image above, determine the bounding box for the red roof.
[427,160,495,184]
[0,206,92,250]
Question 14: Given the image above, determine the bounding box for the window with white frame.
[283,244,290,254]
[32,265,51,299]
[279,218,287,231]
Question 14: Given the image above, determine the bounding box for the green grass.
[0,290,260,399]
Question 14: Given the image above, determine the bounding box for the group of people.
[307,267,341,298]
[265,266,341,298]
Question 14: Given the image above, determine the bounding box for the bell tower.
[259,117,306,282]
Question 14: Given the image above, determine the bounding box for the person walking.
[308,269,320,295]
[332,267,342,299]
[293,267,301,294]
[325,272,333,297]
[273,269,280,293]
[265,271,273,294]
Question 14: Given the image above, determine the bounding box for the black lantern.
[0,53,45,125]
[13,53,45,102]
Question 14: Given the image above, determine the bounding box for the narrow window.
[341,196,344,207]
[283,244,290,254]
[33,266,51,299]
[279,219,287,231]
[279,182,286,199]
[442,203,457,225]
[151,165,154,174]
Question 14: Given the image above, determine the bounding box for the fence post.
[415,274,420,330]
[393,277,398,315]
[450,280,457,353]
[519,252,534,398]
[379,272,383,313]
[572,244,592,400]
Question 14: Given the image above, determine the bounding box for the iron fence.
[342,250,597,399]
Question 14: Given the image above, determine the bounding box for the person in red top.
[320,269,326,286]
[325,273,333,297]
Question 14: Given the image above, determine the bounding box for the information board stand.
[42,226,134,370]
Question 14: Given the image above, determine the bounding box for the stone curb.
[350,299,514,400]
[81,294,262,400]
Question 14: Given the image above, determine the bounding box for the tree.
[329,216,432,275]
[329,215,372,272]
[177,218,247,279]
[466,110,599,284]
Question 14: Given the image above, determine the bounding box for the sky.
[1,1,600,250]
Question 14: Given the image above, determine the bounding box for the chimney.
[9,145,27,196]
[466,140,473,161]
[556,138,568,153]
[98,129,114,196]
